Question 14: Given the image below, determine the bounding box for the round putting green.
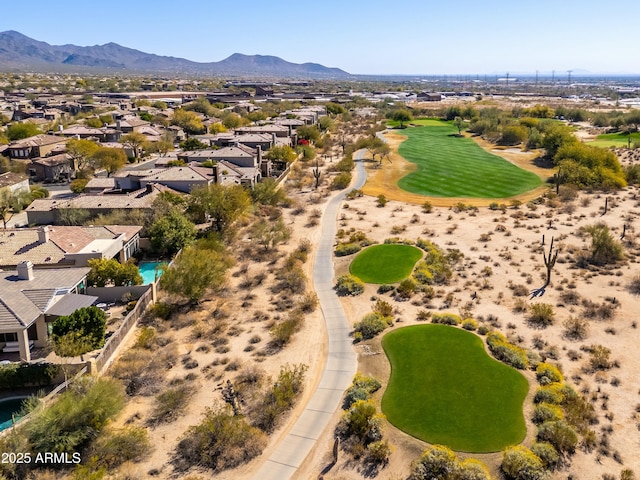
[349,244,422,284]
[395,120,542,198]
[382,324,529,453]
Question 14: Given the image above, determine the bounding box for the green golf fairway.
[382,324,529,452]
[394,120,542,197]
[588,131,640,148]
[349,244,422,284]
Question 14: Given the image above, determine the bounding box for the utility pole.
[535,70,539,87]
[505,72,510,89]
[567,70,573,85]
[552,70,555,84]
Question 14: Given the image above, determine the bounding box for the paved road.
[253,153,367,480]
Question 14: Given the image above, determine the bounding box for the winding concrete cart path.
[253,153,366,480]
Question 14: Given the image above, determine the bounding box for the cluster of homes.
[0,89,330,363]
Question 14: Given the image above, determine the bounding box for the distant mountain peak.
[0,31,351,78]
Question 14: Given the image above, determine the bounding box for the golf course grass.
[394,120,542,198]
[349,244,422,284]
[381,324,529,452]
[588,131,640,148]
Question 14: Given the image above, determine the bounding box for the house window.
[0,332,18,343]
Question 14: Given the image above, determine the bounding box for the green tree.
[148,209,196,256]
[86,258,142,287]
[454,116,469,135]
[119,132,148,160]
[251,217,291,251]
[66,138,100,172]
[392,109,413,128]
[171,109,205,136]
[543,124,578,158]
[249,178,287,205]
[221,112,244,130]
[6,122,41,141]
[159,245,231,303]
[0,189,18,229]
[179,137,209,151]
[296,125,321,144]
[52,306,107,354]
[92,147,127,177]
[187,184,251,233]
[326,102,347,116]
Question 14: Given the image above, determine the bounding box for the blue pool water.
[139,261,167,285]
[0,398,26,432]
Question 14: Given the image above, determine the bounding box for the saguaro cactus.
[530,236,559,299]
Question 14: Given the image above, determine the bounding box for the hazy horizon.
[2,0,639,76]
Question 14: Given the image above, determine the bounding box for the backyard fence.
[94,285,153,373]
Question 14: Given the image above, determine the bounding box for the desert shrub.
[253,364,307,433]
[377,284,394,294]
[461,318,478,331]
[530,442,560,469]
[582,300,616,321]
[422,201,433,213]
[89,426,152,469]
[176,406,267,471]
[563,391,597,430]
[533,383,575,405]
[334,156,355,172]
[149,387,191,425]
[134,326,157,350]
[274,263,306,294]
[152,301,173,319]
[581,223,624,266]
[532,403,564,424]
[269,310,304,348]
[431,312,461,326]
[353,313,393,340]
[411,444,491,480]
[511,283,530,297]
[335,242,362,256]
[24,377,125,455]
[486,332,529,369]
[373,299,394,317]
[367,439,392,465]
[501,445,546,480]
[335,274,365,296]
[376,194,388,207]
[297,292,318,313]
[477,325,490,335]
[413,240,454,285]
[563,316,589,340]
[536,420,578,454]
[331,172,352,189]
[629,275,640,295]
[536,362,564,384]
[588,344,612,371]
[336,399,384,447]
[343,373,382,409]
[527,303,555,327]
[396,277,418,299]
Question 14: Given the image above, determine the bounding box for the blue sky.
[1,0,638,75]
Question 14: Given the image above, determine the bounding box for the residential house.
[29,153,74,182]
[138,166,216,193]
[0,225,142,269]
[0,262,93,361]
[0,172,29,197]
[176,145,268,186]
[25,184,171,225]
[6,134,68,161]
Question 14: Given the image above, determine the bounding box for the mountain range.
[0,31,351,79]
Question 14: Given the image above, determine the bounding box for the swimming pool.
[138,261,167,285]
[0,397,27,432]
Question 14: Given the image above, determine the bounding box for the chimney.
[17,261,34,281]
[257,145,262,165]
[271,133,276,147]
[38,226,50,244]
[116,119,121,131]
[146,183,154,193]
